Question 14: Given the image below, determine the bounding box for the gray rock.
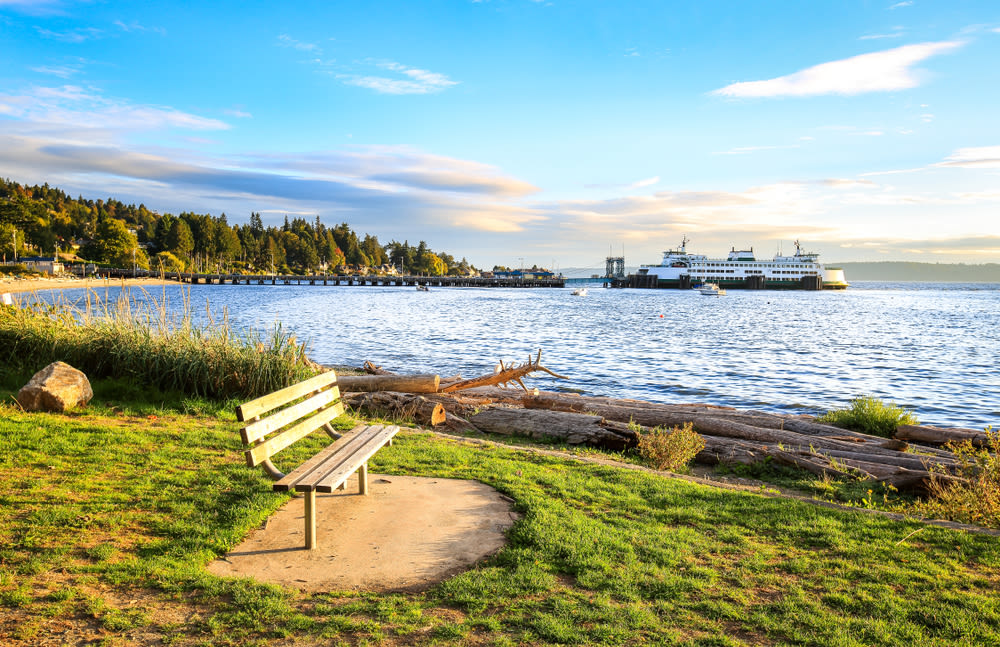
[17,361,94,412]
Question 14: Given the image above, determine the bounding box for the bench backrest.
[236,370,345,468]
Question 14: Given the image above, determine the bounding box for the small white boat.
[698,282,726,296]
[416,285,429,291]
[571,287,588,296]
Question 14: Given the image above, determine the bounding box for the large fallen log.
[337,374,440,394]
[343,391,447,427]
[467,408,637,450]
[895,424,993,449]
[522,393,910,454]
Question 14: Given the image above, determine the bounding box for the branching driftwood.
[440,350,569,393]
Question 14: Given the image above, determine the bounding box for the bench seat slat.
[241,386,342,445]
[246,401,345,467]
[237,370,340,422]
[311,425,400,493]
[271,423,370,492]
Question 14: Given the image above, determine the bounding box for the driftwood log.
[440,350,568,393]
[343,391,447,427]
[895,424,992,448]
[467,408,637,450]
[337,374,440,394]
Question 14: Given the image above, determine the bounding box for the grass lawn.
[2,379,999,646]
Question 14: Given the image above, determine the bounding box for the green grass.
[0,288,313,399]
[818,395,919,438]
[1,384,999,645]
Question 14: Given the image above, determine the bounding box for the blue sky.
[2,0,999,270]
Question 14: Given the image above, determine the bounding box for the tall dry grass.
[0,287,314,399]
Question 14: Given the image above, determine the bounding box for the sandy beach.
[0,276,177,295]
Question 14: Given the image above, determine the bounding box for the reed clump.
[817,394,918,438]
[0,288,314,399]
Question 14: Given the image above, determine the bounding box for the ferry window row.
[697,263,813,268]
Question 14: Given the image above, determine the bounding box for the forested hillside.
[0,178,474,276]
[838,262,1000,282]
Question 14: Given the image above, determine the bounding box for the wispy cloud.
[890,1,913,9]
[712,144,802,155]
[712,40,963,98]
[0,0,66,15]
[35,26,103,43]
[630,176,659,189]
[31,64,81,79]
[937,145,1000,169]
[0,84,231,133]
[224,109,253,119]
[340,61,458,95]
[277,34,319,52]
[860,29,904,40]
[113,20,166,36]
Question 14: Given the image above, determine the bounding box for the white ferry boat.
[638,237,848,290]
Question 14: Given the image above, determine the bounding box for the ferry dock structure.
[90,268,566,288]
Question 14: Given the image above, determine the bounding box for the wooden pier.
[92,268,565,289]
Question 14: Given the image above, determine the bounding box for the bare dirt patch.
[208,474,520,592]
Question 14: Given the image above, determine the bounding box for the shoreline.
[0,276,176,295]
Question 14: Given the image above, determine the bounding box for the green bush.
[817,395,918,438]
[636,421,705,472]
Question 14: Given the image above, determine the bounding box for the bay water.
[46,280,1000,430]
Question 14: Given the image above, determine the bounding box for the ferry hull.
[646,277,846,290]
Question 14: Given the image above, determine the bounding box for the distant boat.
[416,285,429,291]
[571,287,588,296]
[698,282,726,296]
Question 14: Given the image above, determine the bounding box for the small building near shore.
[4,256,64,275]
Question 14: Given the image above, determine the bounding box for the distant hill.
[838,262,1000,282]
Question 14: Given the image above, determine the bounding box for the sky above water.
[2,0,999,271]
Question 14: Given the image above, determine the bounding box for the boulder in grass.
[17,361,94,412]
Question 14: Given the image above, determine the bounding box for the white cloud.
[0,84,231,133]
[277,34,319,52]
[630,176,659,188]
[340,61,458,95]
[113,20,166,35]
[890,1,913,9]
[712,40,963,98]
[860,31,903,40]
[712,144,801,155]
[937,145,1000,169]
[35,26,103,43]
[31,65,80,78]
[224,109,253,119]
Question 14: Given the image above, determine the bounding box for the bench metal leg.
[304,489,317,550]
[359,462,368,495]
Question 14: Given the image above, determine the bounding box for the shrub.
[817,395,918,438]
[636,421,705,472]
[918,428,1000,528]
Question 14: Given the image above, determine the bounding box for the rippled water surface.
[49,281,1000,429]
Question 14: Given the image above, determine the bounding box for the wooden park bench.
[236,370,400,550]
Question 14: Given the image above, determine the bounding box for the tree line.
[0,178,476,276]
